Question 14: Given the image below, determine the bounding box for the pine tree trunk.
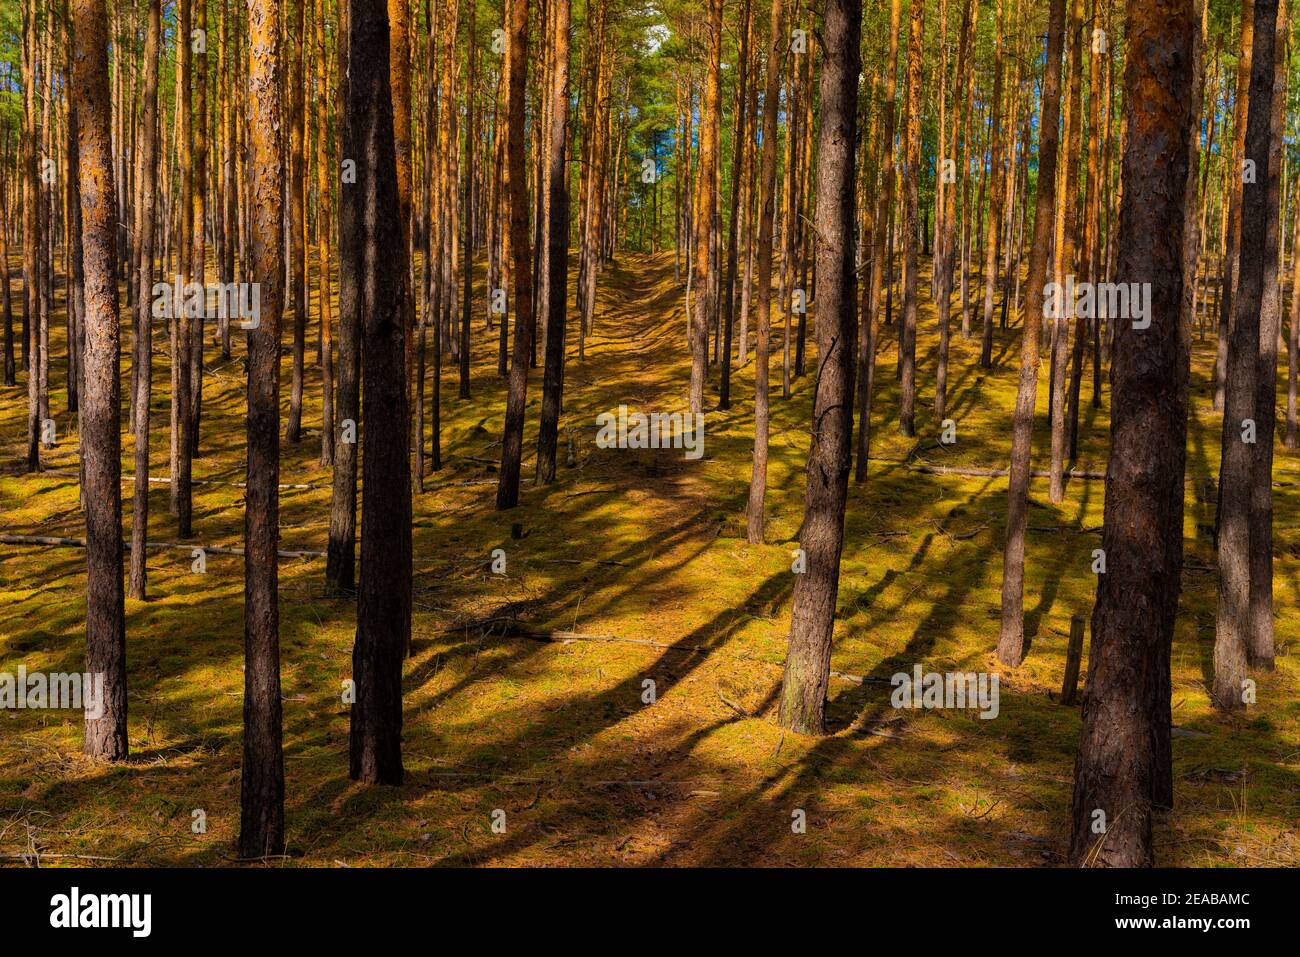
[73,0,128,762]
[348,0,411,785]
[129,0,161,601]
[745,0,784,544]
[495,0,535,510]
[1069,0,1198,866]
[689,0,721,414]
[997,0,1066,666]
[855,0,900,480]
[239,0,287,858]
[897,0,923,437]
[536,0,571,485]
[777,0,859,736]
[1214,0,1278,711]
[1246,0,1286,672]
[718,0,752,411]
[327,0,359,593]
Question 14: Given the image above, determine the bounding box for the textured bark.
[190,0,208,461]
[348,0,411,785]
[1068,0,1196,868]
[855,0,900,480]
[1049,0,1084,504]
[286,0,308,444]
[73,0,128,762]
[1214,0,1254,411]
[745,0,785,544]
[1288,155,1300,450]
[689,0,722,414]
[1214,0,1278,711]
[129,0,161,601]
[327,0,359,593]
[934,0,976,419]
[0,133,13,387]
[23,0,41,472]
[536,0,571,485]
[977,0,1006,370]
[240,0,287,858]
[1246,0,1286,672]
[897,0,923,437]
[718,0,752,411]
[316,0,335,469]
[997,0,1065,666]
[173,0,193,532]
[777,0,859,736]
[495,0,534,511]
[459,20,475,402]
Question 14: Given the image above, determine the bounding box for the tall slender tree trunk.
[856,0,900,479]
[348,0,411,785]
[286,0,308,443]
[689,0,722,414]
[997,0,1066,666]
[1214,1,1254,412]
[1048,0,1085,504]
[73,0,128,762]
[978,0,1006,370]
[129,0,161,601]
[24,0,45,472]
[190,0,208,461]
[173,0,193,532]
[718,0,752,411]
[777,0,860,736]
[897,0,923,436]
[1246,0,1286,672]
[745,0,785,543]
[327,0,359,593]
[934,0,976,419]
[536,0,571,485]
[494,0,535,510]
[1214,0,1280,709]
[240,0,287,858]
[459,24,476,401]
[316,0,335,468]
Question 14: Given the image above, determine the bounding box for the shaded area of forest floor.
[0,249,1297,867]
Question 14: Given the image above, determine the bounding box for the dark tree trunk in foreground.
[1214,0,1279,709]
[327,0,359,594]
[239,0,287,859]
[73,0,128,762]
[997,0,1066,666]
[745,0,785,543]
[777,0,859,736]
[348,0,411,785]
[129,0,161,600]
[496,0,535,510]
[1068,0,1196,867]
[536,0,571,485]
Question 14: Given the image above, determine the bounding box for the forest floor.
[0,249,1297,867]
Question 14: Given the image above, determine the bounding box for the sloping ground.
[0,249,1296,867]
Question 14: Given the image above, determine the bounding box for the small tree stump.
[1061,615,1086,706]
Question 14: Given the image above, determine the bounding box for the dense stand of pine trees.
[3,0,1292,866]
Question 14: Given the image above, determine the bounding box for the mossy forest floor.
[1,250,1296,866]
